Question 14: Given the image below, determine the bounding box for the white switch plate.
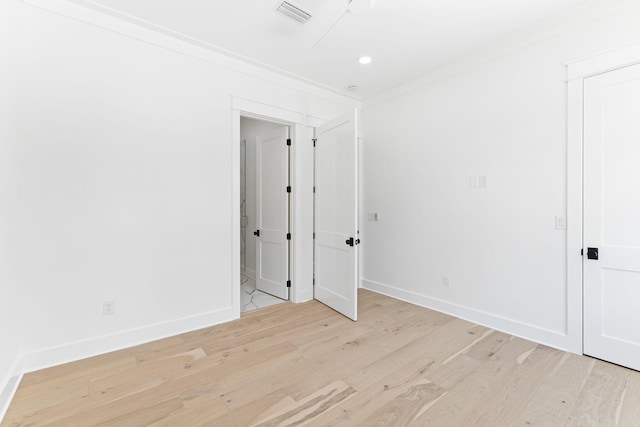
[470,177,479,188]
[103,301,115,315]
[479,176,488,188]
[555,216,567,230]
[442,275,451,287]
[368,212,379,222]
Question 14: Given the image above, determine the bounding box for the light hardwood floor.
[3,289,640,426]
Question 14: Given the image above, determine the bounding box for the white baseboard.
[20,306,237,374]
[0,306,236,423]
[0,358,23,424]
[242,268,256,280]
[361,279,579,354]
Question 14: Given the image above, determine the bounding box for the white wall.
[361,1,640,352]
[10,0,355,375]
[0,0,24,415]
[240,117,282,276]
[8,0,637,417]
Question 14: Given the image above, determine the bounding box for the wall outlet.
[442,275,451,287]
[103,301,115,315]
[478,176,488,188]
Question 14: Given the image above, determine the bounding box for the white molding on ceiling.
[363,0,640,107]
[22,0,360,108]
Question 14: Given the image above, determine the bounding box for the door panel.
[583,63,640,371]
[314,111,358,320]
[256,126,289,300]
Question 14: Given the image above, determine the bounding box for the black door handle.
[587,247,598,260]
[253,230,260,237]
[345,237,361,247]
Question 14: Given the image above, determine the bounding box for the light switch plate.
[555,216,567,230]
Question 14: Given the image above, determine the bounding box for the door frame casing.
[566,41,640,355]
[231,96,321,316]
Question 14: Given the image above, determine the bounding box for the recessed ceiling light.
[359,56,372,65]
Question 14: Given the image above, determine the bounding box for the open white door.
[255,126,289,300]
[314,110,359,320]
[583,63,640,371]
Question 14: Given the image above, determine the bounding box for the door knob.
[345,237,360,247]
[587,247,598,260]
[253,230,260,237]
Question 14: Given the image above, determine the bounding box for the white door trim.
[566,40,640,355]
[566,40,640,81]
[232,96,317,317]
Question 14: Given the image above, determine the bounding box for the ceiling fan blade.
[347,0,371,14]
[311,8,350,48]
[370,0,448,8]
[347,0,448,14]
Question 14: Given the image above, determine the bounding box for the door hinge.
[287,185,292,193]
[312,138,317,147]
[581,248,583,256]
[287,233,291,240]
[313,186,316,193]
[286,138,292,146]
[313,232,315,239]
[287,280,291,288]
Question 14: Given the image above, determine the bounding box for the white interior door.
[583,62,640,371]
[314,110,359,321]
[255,126,289,300]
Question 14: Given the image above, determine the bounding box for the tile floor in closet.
[240,273,286,313]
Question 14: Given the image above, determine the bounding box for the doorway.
[239,116,290,313]
[582,62,640,371]
[231,97,360,320]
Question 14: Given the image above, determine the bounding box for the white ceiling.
[75,0,598,99]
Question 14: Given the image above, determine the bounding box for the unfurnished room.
[1,0,640,425]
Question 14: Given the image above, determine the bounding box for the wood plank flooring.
[3,289,640,426]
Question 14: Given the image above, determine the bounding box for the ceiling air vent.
[276,1,312,24]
